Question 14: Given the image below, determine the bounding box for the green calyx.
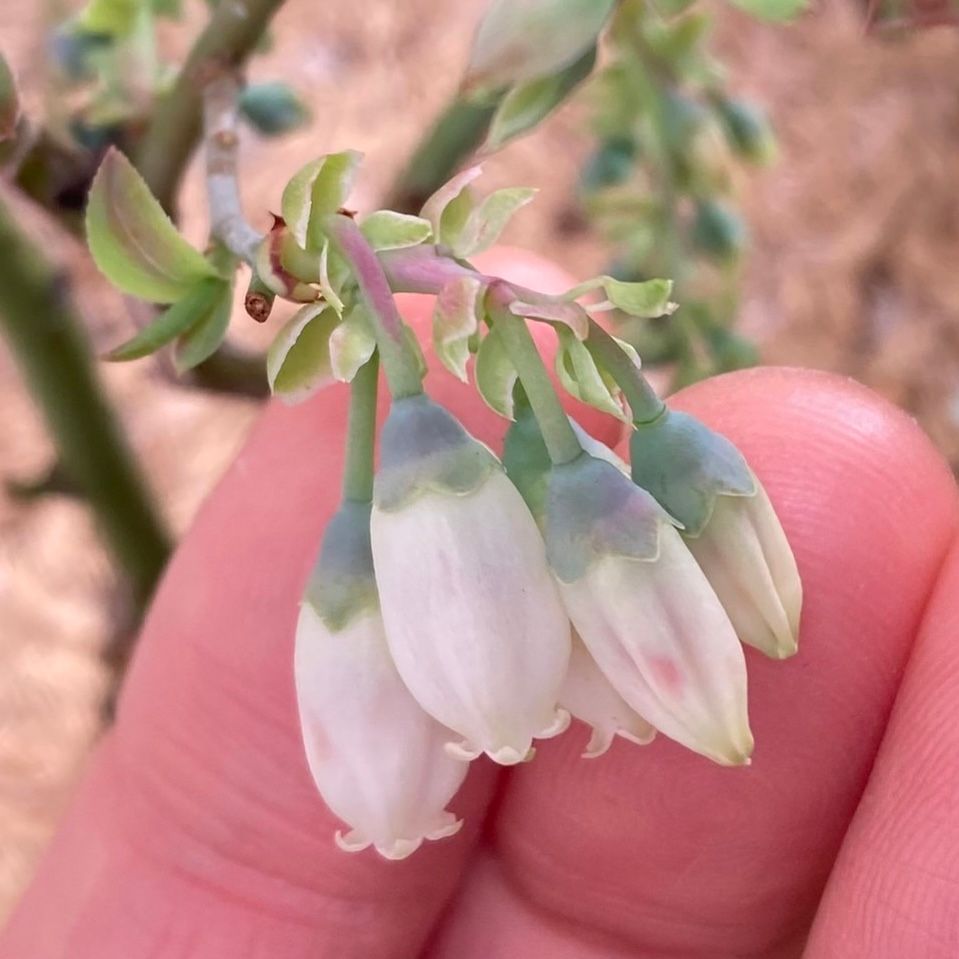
[304,500,379,632]
[629,408,756,538]
[545,452,675,583]
[373,394,499,512]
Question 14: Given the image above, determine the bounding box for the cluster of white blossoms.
[294,388,801,860]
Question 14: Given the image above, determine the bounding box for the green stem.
[488,289,581,465]
[385,96,499,214]
[323,214,423,399]
[342,353,379,503]
[586,320,664,424]
[0,197,171,608]
[137,0,286,213]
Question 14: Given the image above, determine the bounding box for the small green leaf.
[433,276,484,382]
[727,0,806,21]
[239,82,310,136]
[329,304,377,383]
[0,51,20,142]
[86,148,217,303]
[105,279,225,361]
[360,210,432,251]
[266,303,340,403]
[173,281,234,372]
[421,165,482,243]
[78,0,142,36]
[281,150,363,249]
[462,186,537,256]
[601,277,676,318]
[555,327,627,421]
[465,0,615,96]
[484,45,596,151]
[475,325,518,419]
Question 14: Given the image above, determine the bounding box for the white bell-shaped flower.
[294,502,467,860]
[685,476,802,659]
[371,395,571,766]
[546,453,753,766]
[629,409,802,660]
[295,605,467,859]
[560,633,656,758]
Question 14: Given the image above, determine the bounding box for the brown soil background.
[1,0,958,924]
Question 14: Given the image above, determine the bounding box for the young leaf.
[433,276,484,382]
[461,186,537,256]
[0,51,20,142]
[266,303,340,403]
[727,0,807,21]
[555,327,627,421]
[420,165,483,243]
[475,325,518,419]
[601,277,677,318]
[172,281,234,372]
[484,46,596,151]
[239,82,310,136]
[329,304,377,383]
[105,279,226,361]
[86,148,217,303]
[281,150,362,249]
[360,211,432,251]
[465,0,615,96]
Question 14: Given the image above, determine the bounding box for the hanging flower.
[560,633,657,758]
[371,395,571,765]
[294,502,468,859]
[545,452,753,766]
[630,409,802,659]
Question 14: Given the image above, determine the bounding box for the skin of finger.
[0,249,615,959]
[428,367,959,959]
[804,534,959,958]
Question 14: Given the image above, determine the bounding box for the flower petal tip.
[444,739,482,762]
[426,815,464,841]
[538,708,572,739]
[488,744,535,765]
[334,829,370,854]
[376,838,423,861]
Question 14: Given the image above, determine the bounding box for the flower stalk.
[487,285,581,465]
[341,353,379,504]
[585,319,665,425]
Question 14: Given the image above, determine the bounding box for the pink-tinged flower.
[294,503,467,860]
[560,633,656,758]
[371,395,571,766]
[546,452,753,766]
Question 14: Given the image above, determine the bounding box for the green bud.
[691,199,747,263]
[239,82,311,137]
[715,97,776,165]
[578,137,637,194]
[629,408,756,536]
